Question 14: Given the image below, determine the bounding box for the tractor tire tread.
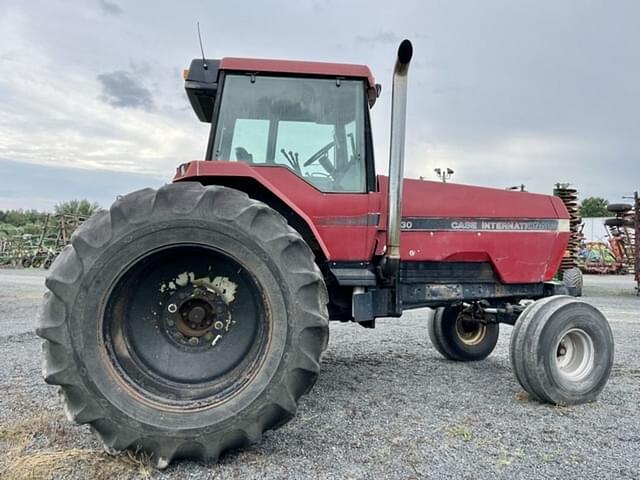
[37,182,329,468]
[428,307,499,361]
[562,267,584,297]
[510,295,613,405]
[428,308,463,361]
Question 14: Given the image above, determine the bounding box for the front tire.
[510,296,613,405]
[428,306,499,361]
[36,183,329,467]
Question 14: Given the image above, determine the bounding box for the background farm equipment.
[602,199,636,284]
[554,184,582,272]
[576,196,638,281]
[0,234,38,268]
[554,184,584,295]
[579,242,627,274]
[636,192,639,294]
[0,214,86,269]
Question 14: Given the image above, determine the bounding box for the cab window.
[214,74,366,193]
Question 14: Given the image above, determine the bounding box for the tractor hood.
[398,177,569,222]
[377,176,571,283]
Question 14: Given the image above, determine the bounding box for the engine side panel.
[377,176,570,283]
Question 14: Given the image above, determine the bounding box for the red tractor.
[38,40,613,467]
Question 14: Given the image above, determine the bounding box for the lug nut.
[167,303,177,313]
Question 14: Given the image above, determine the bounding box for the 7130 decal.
[401,218,561,232]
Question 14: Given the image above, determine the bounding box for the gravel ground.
[0,269,638,479]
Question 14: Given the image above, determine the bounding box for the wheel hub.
[177,298,215,337]
[163,286,231,348]
[455,315,487,346]
[103,245,269,407]
[555,328,595,381]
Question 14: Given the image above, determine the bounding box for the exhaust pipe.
[386,39,413,274]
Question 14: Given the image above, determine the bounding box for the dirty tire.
[36,183,329,468]
[562,267,583,297]
[21,257,32,268]
[428,306,499,361]
[510,296,613,405]
[606,203,632,214]
[508,301,539,395]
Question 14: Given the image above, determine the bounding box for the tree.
[4,210,28,227]
[0,223,19,238]
[22,222,43,235]
[578,197,609,217]
[54,199,100,217]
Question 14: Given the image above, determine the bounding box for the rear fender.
[173,161,330,261]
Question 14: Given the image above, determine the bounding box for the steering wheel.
[303,141,335,167]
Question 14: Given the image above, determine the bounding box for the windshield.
[213,74,367,192]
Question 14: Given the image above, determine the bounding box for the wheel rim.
[455,315,487,346]
[554,328,595,382]
[103,244,270,411]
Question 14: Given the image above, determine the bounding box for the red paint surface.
[219,57,376,88]
[174,161,569,284]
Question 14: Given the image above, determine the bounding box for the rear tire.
[562,267,583,297]
[428,306,499,361]
[37,183,329,468]
[510,296,613,405]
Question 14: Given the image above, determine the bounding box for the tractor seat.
[235,147,254,164]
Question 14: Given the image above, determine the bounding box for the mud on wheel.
[428,306,499,361]
[36,183,329,468]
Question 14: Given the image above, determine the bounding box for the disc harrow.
[554,184,582,274]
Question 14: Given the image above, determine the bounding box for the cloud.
[355,32,399,47]
[97,70,155,110]
[1,0,638,209]
[98,0,123,16]
[0,159,165,211]
[0,11,208,179]
[311,0,330,14]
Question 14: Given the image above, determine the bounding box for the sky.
[0,0,638,211]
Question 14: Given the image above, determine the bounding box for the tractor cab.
[184,57,379,193]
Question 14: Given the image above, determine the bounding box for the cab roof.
[219,57,376,88]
